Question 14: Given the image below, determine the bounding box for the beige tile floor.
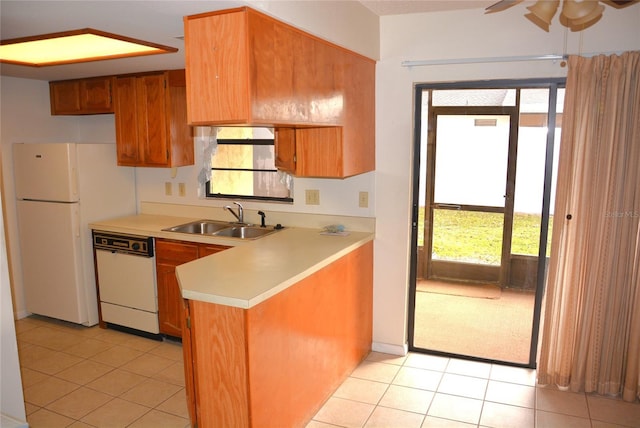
[16,316,189,427]
[16,316,640,428]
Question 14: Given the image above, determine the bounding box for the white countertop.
[90,214,374,309]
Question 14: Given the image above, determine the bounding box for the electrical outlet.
[305,189,320,205]
[178,183,186,197]
[359,191,369,208]
[165,182,172,196]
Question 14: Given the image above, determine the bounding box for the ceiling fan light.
[524,0,560,31]
[562,6,604,30]
[568,3,605,24]
[561,0,601,20]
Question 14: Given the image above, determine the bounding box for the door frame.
[424,106,520,287]
[407,79,565,368]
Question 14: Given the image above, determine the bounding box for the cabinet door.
[295,127,343,177]
[80,77,113,113]
[136,74,170,166]
[274,128,297,173]
[156,240,199,337]
[182,299,198,425]
[184,10,250,125]
[50,81,81,114]
[114,77,140,166]
[156,262,184,337]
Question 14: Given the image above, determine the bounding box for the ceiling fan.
[485,0,638,32]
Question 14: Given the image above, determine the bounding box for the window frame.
[205,137,293,203]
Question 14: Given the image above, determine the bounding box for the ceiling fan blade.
[485,0,524,14]
[605,0,638,7]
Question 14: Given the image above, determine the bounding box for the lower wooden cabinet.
[182,241,373,427]
[155,239,229,338]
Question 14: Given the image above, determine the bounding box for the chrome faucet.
[224,202,244,224]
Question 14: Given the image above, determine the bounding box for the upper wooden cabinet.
[183,7,375,178]
[50,76,115,115]
[114,70,193,167]
[275,127,354,178]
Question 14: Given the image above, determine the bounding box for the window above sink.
[202,127,293,203]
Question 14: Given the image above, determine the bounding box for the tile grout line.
[17,320,189,427]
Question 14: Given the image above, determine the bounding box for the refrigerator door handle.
[73,205,81,237]
[71,166,79,198]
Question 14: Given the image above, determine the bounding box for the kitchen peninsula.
[89,211,374,427]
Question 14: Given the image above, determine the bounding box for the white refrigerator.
[13,143,137,326]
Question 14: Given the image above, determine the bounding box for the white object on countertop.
[320,231,350,236]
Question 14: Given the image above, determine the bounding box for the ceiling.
[0,0,494,82]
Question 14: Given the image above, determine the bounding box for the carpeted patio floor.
[412,280,536,364]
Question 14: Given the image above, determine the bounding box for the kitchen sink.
[162,220,280,240]
[162,220,230,235]
[213,226,277,239]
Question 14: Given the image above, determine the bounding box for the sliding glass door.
[409,82,564,366]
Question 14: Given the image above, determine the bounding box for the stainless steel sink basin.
[162,220,229,235]
[213,226,277,239]
[163,220,280,240]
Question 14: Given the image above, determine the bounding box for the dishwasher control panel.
[92,231,154,257]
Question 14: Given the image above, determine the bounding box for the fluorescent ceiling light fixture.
[0,28,177,67]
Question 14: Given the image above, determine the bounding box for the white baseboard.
[1,413,28,428]
[372,341,408,356]
[14,310,30,320]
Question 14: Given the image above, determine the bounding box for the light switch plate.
[178,183,186,197]
[165,182,172,196]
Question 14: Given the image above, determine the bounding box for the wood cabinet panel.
[183,241,373,427]
[114,70,193,167]
[156,239,230,338]
[81,78,114,112]
[114,77,139,164]
[50,76,114,115]
[187,300,249,426]
[184,7,375,178]
[274,127,344,177]
[51,80,81,114]
[156,239,199,265]
[273,128,296,173]
[184,10,250,125]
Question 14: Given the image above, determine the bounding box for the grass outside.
[418,208,553,265]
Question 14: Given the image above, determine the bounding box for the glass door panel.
[427,112,514,283]
[433,115,509,207]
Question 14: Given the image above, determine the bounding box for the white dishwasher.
[93,230,160,339]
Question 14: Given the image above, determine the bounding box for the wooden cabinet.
[275,127,350,177]
[49,76,114,115]
[183,7,375,178]
[182,242,373,427]
[155,239,229,338]
[114,70,193,167]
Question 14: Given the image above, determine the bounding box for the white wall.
[373,5,640,353]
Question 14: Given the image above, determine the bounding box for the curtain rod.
[401,54,567,67]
